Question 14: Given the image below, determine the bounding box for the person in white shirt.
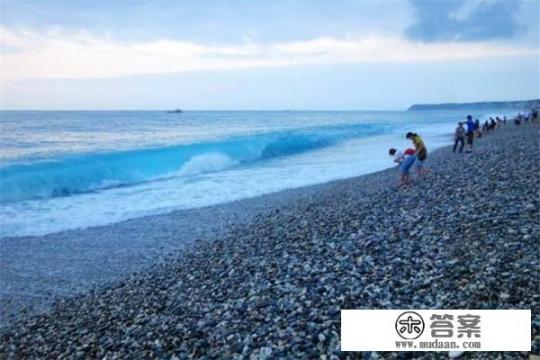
[389,147,416,185]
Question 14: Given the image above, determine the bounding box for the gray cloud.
[406,0,525,42]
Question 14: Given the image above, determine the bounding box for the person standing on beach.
[406,132,428,176]
[523,110,530,123]
[474,119,481,138]
[465,115,475,153]
[389,147,415,185]
[453,122,465,153]
[482,120,489,133]
[490,118,497,130]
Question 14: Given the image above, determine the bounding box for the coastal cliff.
[408,99,540,111]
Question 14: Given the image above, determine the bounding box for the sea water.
[0,110,513,237]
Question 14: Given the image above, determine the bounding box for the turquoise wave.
[0,123,390,203]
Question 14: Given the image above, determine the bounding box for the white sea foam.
[175,153,239,177]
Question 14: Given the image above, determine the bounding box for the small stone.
[258,346,273,360]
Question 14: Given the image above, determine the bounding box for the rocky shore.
[1,124,539,359]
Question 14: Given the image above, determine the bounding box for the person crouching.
[389,147,416,186]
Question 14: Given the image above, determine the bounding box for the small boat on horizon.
[166,109,183,114]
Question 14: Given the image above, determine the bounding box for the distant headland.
[408,99,540,111]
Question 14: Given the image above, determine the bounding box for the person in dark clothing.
[474,119,481,138]
[482,120,489,132]
[465,115,475,153]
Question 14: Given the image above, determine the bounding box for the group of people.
[388,132,428,186]
[388,108,539,186]
[515,108,538,125]
[453,108,539,154]
[452,114,504,154]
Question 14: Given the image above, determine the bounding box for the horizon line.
[1,98,538,113]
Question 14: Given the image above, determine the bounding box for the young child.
[389,147,415,185]
[453,122,465,153]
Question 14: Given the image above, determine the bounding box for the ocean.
[0,110,513,237]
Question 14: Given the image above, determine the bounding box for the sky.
[0,0,539,110]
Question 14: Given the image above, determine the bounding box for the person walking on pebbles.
[389,147,415,186]
[453,122,466,153]
[406,132,428,176]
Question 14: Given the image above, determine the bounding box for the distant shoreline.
[408,98,540,111]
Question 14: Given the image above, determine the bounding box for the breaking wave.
[0,123,389,203]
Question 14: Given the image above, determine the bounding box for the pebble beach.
[1,123,539,359]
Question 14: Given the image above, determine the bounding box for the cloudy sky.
[0,0,538,110]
